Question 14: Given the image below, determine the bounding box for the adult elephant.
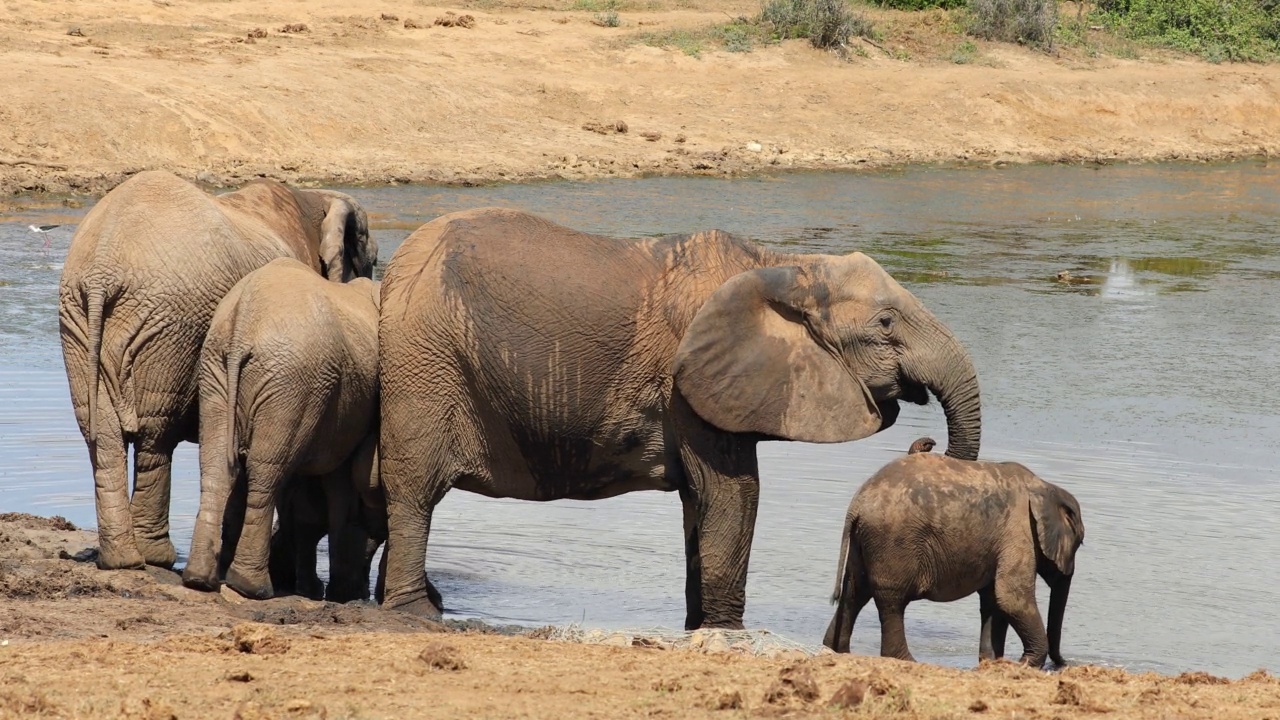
[378,207,981,629]
[59,170,376,571]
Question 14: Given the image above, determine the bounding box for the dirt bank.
[1,0,1278,197]
[1,514,1277,719]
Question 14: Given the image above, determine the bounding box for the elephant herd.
[57,170,1083,670]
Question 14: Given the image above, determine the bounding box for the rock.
[67,27,85,37]
[380,13,400,21]
[418,642,466,671]
[278,23,309,33]
[219,585,249,604]
[231,623,290,655]
[1052,679,1083,706]
[404,18,425,29]
[614,120,629,133]
[640,131,662,142]
[246,28,267,39]
[745,142,763,152]
[712,690,742,710]
[968,698,989,712]
[224,670,253,683]
[828,679,867,708]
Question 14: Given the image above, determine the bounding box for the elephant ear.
[1031,484,1084,576]
[672,265,882,443]
[319,194,375,282]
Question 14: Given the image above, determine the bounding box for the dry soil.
[1,514,1279,719]
[1,0,1279,198]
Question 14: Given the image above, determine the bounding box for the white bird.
[28,224,60,254]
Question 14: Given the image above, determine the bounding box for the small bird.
[28,224,60,254]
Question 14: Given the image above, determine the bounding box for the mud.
[0,514,1277,719]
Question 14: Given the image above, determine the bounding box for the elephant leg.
[323,468,373,603]
[823,568,871,653]
[374,544,388,605]
[268,511,298,596]
[87,390,145,571]
[978,584,1010,661]
[291,509,325,602]
[224,458,290,600]
[874,595,914,661]
[129,425,179,568]
[994,572,1048,668]
[381,487,448,618]
[185,390,246,591]
[678,483,704,631]
[673,393,760,630]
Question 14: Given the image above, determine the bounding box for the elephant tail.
[85,284,106,443]
[224,344,244,476]
[830,512,858,605]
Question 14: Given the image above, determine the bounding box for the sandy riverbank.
[1,0,1278,199]
[1,513,1278,719]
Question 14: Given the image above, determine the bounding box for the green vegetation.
[758,0,876,48]
[968,0,1058,47]
[635,27,717,55]
[868,0,964,9]
[950,37,979,60]
[635,0,875,55]
[1094,0,1280,61]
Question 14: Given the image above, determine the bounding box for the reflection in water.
[1099,259,1146,300]
[1,162,1278,678]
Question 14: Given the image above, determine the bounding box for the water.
[2,163,1278,677]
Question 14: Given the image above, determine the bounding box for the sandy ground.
[1,0,1279,198]
[2,514,1279,719]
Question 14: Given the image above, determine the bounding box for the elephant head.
[295,189,377,282]
[671,252,981,459]
[1031,481,1085,666]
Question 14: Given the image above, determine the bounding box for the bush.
[967,0,1057,47]
[758,0,875,48]
[871,0,965,9]
[1096,0,1280,61]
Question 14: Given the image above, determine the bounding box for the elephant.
[182,258,386,602]
[907,436,936,454]
[267,470,383,602]
[265,458,444,608]
[822,439,1085,668]
[59,170,375,571]
[376,207,983,629]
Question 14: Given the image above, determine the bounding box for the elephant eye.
[877,314,893,330]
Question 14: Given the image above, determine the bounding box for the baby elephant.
[823,438,1084,668]
[183,258,384,602]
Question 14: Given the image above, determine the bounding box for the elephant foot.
[325,580,369,604]
[695,619,746,631]
[1018,653,1047,670]
[224,566,274,601]
[425,576,444,612]
[385,593,442,621]
[96,534,146,571]
[135,536,178,569]
[181,567,221,593]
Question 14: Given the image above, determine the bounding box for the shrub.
[1096,0,1280,61]
[871,0,965,9]
[758,0,874,48]
[968,0,1057,47]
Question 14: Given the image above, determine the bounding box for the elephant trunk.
[903,317,982,461]
[1047,574,1072,666]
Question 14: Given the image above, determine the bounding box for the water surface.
[2,162,1278,677]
